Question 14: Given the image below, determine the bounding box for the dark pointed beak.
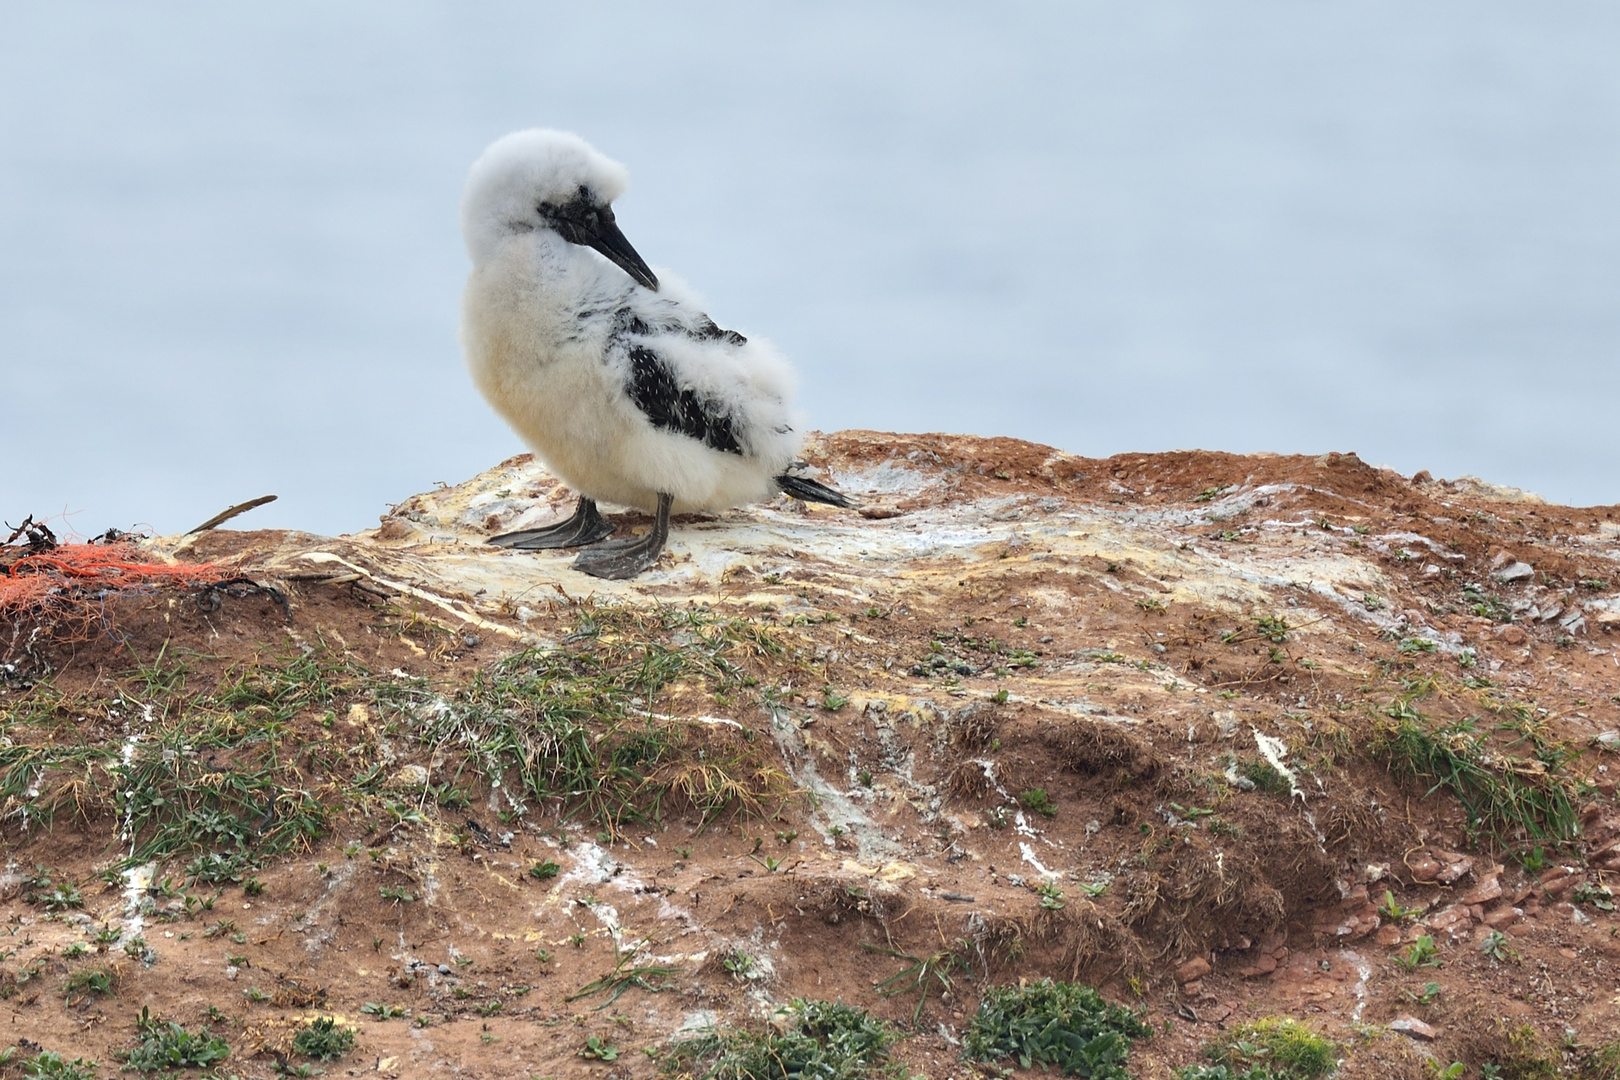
[587,218,658,291]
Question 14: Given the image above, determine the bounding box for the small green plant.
[1036,881,1066,910]
[1255,617,1289,643]
[63,967,115,1001]
[1395,935,1441,971]
[1427,1063,1467,1080]
[361,1002,408,1020]
[862,944,968,1023]
[379,885,416,903]
[565,946,679,1010]
[721,950,756,980]
[1377,890,1423,922]
[1518,845,1548,873]
[122,1008,231,1071]
[1481,930,1519,964]
[661,999,896,1080]
[18,1051,100,1080]
[1404,981,1442,1006]
[1019,788,1057,817]
[986,806,1010,829]
[822,689,849,711]
[292,1016,356,1061]
[529,860,561,881]
[1574,882,1617,911]
[964,979,1151,1080]
[580,1036,618,1061]
[1203,1017,1337,1079]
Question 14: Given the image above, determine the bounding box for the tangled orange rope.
[1,541,222,620]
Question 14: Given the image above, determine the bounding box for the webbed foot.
[573,493,672,580]
[488,497,615,550]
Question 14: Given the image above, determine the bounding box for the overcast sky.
[3,2,1618,537]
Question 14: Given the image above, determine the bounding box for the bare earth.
[4,430,1620,1078]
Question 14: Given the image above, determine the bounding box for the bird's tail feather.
[776,473,853,508]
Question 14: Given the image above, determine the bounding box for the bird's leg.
[572,492,673,580]
[487,497,615,550]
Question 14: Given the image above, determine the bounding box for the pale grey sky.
[3,2,1617,536]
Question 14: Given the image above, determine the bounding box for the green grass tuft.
[661,999,901,1080]
[1202,1017,1336,1080]
[962,979,1151,1079]
[292,1016,356,1061]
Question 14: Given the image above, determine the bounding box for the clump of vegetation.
[121,1008,231,1072]
[62,966,116,1003]
[14,1050,100,1080]
[1198,1017,1336,1080]
[1371,700,1580,845]
[292,1016,356,1061]
[0,606,797,895]
[862,944,969,1022]
[661,999,901,1080]
[1584,1038,1620,1080]
[1239,758,1289,795]
[1019,788,1057,817]
[962,979,1151,1079]
[401,607,796,830]
[566,946,679,1010]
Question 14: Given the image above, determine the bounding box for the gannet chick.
[459,128,849,580]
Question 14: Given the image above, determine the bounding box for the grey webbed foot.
[488,497,615,550]
[573,493,672,580]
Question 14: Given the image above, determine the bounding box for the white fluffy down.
[459,129,807,515]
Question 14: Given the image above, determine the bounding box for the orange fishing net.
[2,518,225,655]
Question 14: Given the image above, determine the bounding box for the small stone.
[1460,874,1502,905]
[1492,562,1535,583]
[1389,1016,1438,1040]
[1595,731,1620,751]
[1374,924,1403,946]
[1176,957,1212,984]
[1435,854,1474,884]
[1407,853,1441,880]
[387,764,431,790]
[1181,980,1203,995]
[1540,868,1576,898]
[1427,904,1473,937]
[1239,953,1278,978]
[1364,863,1389,883]
[1494,624,1528,645]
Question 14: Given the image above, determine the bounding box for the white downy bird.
[459,129,850,580]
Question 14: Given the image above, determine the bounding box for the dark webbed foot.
[573,492,672,580]
[488,497,615,550]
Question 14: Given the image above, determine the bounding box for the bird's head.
[460,128,658,290]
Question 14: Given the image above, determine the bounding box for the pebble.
[1389,1016,1437,1040]
[1459,873,1501,905]
[1175,957,1212,984]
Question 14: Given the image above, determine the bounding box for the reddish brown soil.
[3,435,1619,1079]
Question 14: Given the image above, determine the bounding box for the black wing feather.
[626,345,744,455]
